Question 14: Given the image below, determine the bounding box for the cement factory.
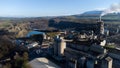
[15,20,120,68]
[48,20,120,68]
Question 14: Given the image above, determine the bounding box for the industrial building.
[28,57,60,68]
[51,21,114,68]
[15,20,120,68]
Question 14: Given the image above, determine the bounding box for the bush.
[105,45,115,49]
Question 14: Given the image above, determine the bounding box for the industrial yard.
[0,0,120,68]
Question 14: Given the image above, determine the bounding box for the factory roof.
[26,31,45,37]
[28,57,60,68]
[105,57,112,61]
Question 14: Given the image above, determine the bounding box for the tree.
[23,52,29,62]
[22,52,31,68]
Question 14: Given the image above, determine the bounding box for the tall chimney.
[99,16,102,21]
[97,21,104,35]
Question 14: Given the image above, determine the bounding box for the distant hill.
[64,10,120,21]
[79,10,103,16]
[0,10,119,21]
[0,10,119,30]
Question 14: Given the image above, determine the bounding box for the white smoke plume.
[101,3,120,16]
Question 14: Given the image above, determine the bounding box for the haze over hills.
[79,10,120,16]
[0,9,119,19]
[0,10,119,21]
[75,10,103,16]
[71,10,120,20]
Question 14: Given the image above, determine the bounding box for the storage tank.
[54,35,59,56]
[54,35,66,57]
[58,37,66,56]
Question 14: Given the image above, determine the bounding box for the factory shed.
[28,58,60,68]
[26,31,45,37]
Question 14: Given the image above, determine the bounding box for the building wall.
[58,40,66,56]
[101,57,113,68]
[54,36,66,57]
[67,43,90,52]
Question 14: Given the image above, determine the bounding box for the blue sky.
[0,0,119,17]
